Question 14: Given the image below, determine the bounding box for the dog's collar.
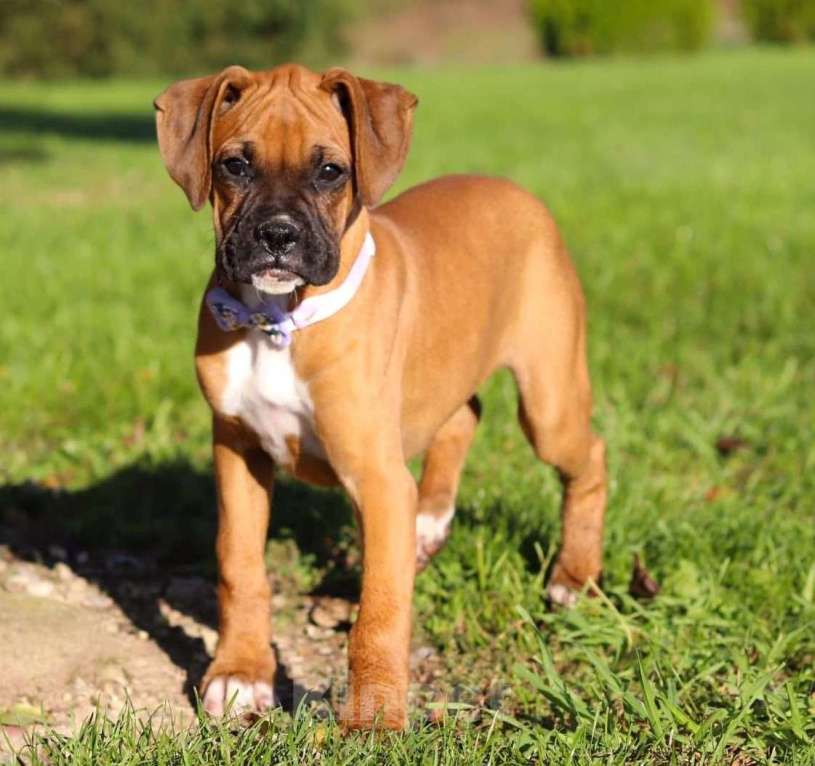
[206,232,375,349]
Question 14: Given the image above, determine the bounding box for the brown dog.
[154,63,607,730]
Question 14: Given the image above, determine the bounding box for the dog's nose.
[256,216,302,255]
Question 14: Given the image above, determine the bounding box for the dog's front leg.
[201,416,277,717]
[338,453,417,730]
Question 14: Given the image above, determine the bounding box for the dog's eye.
[223,157,249,177]
[317,163,344,184]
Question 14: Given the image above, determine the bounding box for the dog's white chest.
[220,332,322,468]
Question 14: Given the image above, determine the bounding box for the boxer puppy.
[154,63,607,730]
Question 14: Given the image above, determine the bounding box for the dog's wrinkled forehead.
[155,62,417,212]
[212,66,350,166]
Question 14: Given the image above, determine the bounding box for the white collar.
[205,232,375,348]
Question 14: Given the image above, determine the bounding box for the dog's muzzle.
[219,210,338,288]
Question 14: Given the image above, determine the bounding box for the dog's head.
[154,64,417,293]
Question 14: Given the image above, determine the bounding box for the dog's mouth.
[218,224,340,292]
[249,266,306,295]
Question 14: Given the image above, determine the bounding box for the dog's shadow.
[0,107,156,144]
[0,460,357,713]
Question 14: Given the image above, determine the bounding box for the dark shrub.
[742,0,815,43]
[529,0,715,57]
[0,0,364,78]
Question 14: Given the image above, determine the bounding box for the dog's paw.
[415,507,454,571]
[201,654,277,718]
[202,675,276,717]
[547,562,602,608]
[546,582,579,608]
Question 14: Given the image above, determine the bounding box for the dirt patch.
[345,0,538,67]
[0,543,442,752]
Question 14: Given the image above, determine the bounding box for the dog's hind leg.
[415,396,481,571]
[511,292,607,607]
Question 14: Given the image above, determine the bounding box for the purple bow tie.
[206,289,294,347]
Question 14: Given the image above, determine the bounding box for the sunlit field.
[1,48,814,763]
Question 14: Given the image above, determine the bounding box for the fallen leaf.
[0,702,48,727]
[629,554,660,599]
[716,435,749,457]
[123,418,145,448]
[704,486,722,502]
[428,695,447,725]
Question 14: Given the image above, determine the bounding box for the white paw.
[203,675,276,717]
[547,582,579,608]
[416,506,454,570]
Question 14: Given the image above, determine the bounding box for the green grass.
[2,47,815,762]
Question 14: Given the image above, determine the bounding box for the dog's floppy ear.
[320,69,418,208]
[154,66,250,211]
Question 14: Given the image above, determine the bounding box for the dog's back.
[371,174,586,455]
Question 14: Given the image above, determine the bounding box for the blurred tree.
[0,0,364,77]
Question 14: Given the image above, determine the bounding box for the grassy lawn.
[1,47,815,762]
